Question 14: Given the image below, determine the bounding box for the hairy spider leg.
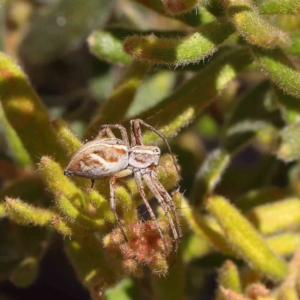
[130,119,182,253]
[130,119,182,244]
[150,171,183,241]
[130,119,180,177]
[96,124,130,149]
[96,127,115,139]
[129,119,141,147]
[110,169,133,242]
[134,170,170,253]
[142,171,180,254]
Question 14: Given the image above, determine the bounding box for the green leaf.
[55,193,106,232]
[223,0,290,48]
[247,197,300,235]
[5,197,55,226]
[258,0,300,15]
[38,156,86,208]
[207,195,288,281]
[123,18,234,66]
[216,260,242,300]
[253,48,300,99]
[267,233,300,257]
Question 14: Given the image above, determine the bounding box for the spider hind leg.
[150,171,183,241]
[142,170,182,256]
[134,170,171,254]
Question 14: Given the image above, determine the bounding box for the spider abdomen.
[64,138,129,179]
[128,146,160,169]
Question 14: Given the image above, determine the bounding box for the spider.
[64,119,182,254]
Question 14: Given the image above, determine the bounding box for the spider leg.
[96,127,115,139]
[142,171,179,255]
[96,124,130,148]
[109,169,133,242]
[134,170,169,254]
[130,119,142,146]
[149,171,183,241]
[90,179,95,189]
[131,119,180,177]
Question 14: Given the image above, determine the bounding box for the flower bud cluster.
[103,220,172,276]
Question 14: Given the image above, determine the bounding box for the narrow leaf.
[247,198,300,235]
[216,260,242,300]
[223,0,290,48]
[5,197,54,226]
[38,156,86,208]
[55,193,106,232]
[124,18,234,66]
[266,233,300,257]
[258,0,300,15]
[51,119,82,156]
[253,48,300,99]
[207,195,288,281]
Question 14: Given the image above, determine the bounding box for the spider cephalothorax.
[64,119,182,254]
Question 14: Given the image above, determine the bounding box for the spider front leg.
[96,124,130,149]
[130,119,180,176]
[109,168,133,241]
[142,170,180,254]
[134,170,170,254]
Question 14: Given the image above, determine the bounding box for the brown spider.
[64,119,182,253]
